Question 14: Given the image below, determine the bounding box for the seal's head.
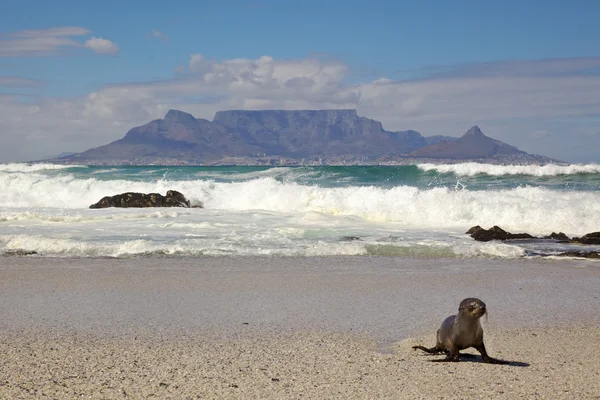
[458,298,487,319]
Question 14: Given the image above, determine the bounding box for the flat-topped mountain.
[54,109,559,165]
[211,109,426,156]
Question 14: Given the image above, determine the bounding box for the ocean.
[1,162,599,259]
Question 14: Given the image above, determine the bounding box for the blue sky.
[1,0,600,162]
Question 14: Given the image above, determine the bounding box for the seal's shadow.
[424,353,530,367]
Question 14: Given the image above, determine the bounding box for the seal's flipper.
[475,343,510,364]
[412,345,444,354]
[429,344,460,362]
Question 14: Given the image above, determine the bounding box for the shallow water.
[1,256,599,343]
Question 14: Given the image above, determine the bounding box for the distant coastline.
[43,155,569,167]
[43,109,565,166]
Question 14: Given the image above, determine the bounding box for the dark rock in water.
[572,232,600,245]
[466,225,483,235]
[555,251,600,259]
[3,249,38,256]
[468,225,534,242]
[473,226,509,241]
[89,190,199,209]
[341,236,362,241]
[544,232,571,242]
[467,226,600,259]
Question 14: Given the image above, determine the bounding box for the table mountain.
[54,110,559,165]
[211,109,426,157]
[60,109,427,164]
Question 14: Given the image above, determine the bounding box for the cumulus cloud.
[84,37,119,55]
[185,54,352,108]
[0,27,119,57]
[1,55,600,162]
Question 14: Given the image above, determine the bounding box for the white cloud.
[84,37,119,55]
[0,27,119,57]
[9,27,91,38]
[186,53,351,107]
[1,55,600,162]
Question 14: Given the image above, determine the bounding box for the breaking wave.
[0,163,86,173]
[417,162,600,177]
[1,172,599,234]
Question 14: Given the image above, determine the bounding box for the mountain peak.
[164,109,197,125]
[406,125,525,159]
[462,125,484,138]
[54,109,561,165]
[462,125,485,138]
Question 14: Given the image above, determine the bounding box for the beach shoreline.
[1,256,599,398]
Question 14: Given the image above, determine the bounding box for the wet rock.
[465,225,483,235]
[468,225,534,242]
[572,232,600,245]
[2,249,38,256]
[89,190,200,209]
[543,232,571,242]
[468,226,600,247]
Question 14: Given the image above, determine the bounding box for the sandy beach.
[1,256,599,399]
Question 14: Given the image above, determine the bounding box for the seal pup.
[412,297,508,364]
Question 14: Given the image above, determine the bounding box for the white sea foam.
[193,167,329,184]
[0,163,86,173]
[2,165,599,259]
[90,168,121,174]
[417,162,600,176]
[1,172,599,234]
[0,228,536,258]
[211,166,295,180]
[0,233,369,257]
[0,229,480,258]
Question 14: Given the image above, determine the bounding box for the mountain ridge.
[405,125,526,159]
[51,109,563,165]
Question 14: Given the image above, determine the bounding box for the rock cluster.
[467,225,600,259]
[466,225,534,242]
[467,225,600,245]
[89,190,201,209]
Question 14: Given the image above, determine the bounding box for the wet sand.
[1,256,599,399]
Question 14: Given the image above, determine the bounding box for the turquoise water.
[56,164,600,191]
[1,162,599,258]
